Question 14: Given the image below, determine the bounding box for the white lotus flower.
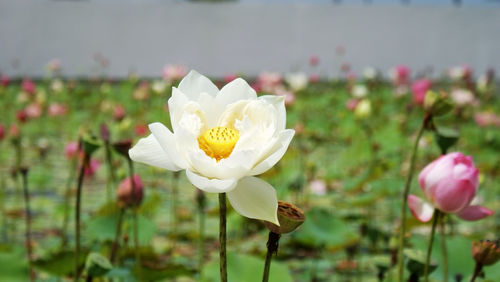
[129,70,295,224]
[284,72,308,92]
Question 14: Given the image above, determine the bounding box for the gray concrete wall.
[1,0,499,78]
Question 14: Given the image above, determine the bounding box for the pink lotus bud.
[309,55,319,66]
[1,75,10,87]
[117,174,144,208]
[474,112,500,128]
[411,79,432,105]
[308,74,320,83]
[113,105,126,122]
[65,141,79,159]
[84,159,100,177]
[0,124,4,141]
[409,152,494,222]
[22,79,36,94]
[16,109,28,123]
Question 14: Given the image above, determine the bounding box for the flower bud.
[264,201,305,234]
[424,90,453,116]
[117,174,144,208]
[100,123,110,142]
[0,124,4,141]
[65,141,79,159]
[472,240,500,266]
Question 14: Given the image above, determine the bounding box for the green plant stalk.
[1,173,8,243]
[197,191,206,273]
[103,140,116,202]
[61,157,77,247]
[397,114,429,282]
[74,154,89,281]
[440,215,448,282]
[424,210,440,282]
[21,169,34,282]
[262,231,281,282]
[219,193,227,282]
[470,262,483,282]
[127,158,141,281]
[109,208,125,264]
[171,171,180,237]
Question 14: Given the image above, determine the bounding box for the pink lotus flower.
[16,109,28,123]
[411,79,432,105]
[389,65,410,85]
[65,141,79,159]
[25,103,43,119]
[257,71,282,93]
[48,103,68,117]
[162,64,187,82]
[117,174,144,208]
[309,74,320,83]
[134,124,148,136]
[22,79,36,94]
[475,112,500,128]
[224,73,238,84]
[9,124,20,138]
[409,152,494,222]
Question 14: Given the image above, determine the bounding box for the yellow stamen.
[198,127,239,162]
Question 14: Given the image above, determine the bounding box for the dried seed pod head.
[113,139,133,159]
[472,239,500,266]
[264,201,305,234]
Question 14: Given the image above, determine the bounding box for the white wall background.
[1,0,499,78]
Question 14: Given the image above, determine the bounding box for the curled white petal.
[186,169,238,193]
[217,78,257,107]
[227,177,279,225]
[129,134,182,171]
[148,122,189,169]
[250,129,295,175]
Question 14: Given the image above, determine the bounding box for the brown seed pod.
[264,201,305,234]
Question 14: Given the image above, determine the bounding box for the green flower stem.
[397,113,430,281]
[219,193,227,282]
[197,190,206,273]
[262,231,281,282]
[424,210,440,282]
[103,140,116,202]
[171,171,180,238]
[61,157,77,247]
[440,215,448,282]
[21,168,34,282]
[74,153,89,281]
[127,158,142,281]
[109,208,125,264]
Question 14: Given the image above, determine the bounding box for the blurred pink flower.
[134,124,148,136]
[84,159,101,177]
[309,74,320,83]
[9,124,20,138]
[275,88,296,107]
[113,105,126,122]
[133,81,150,101]
[346,98,360,112]
[1,75,10,87]
[16,109,28,123]
[451,88,476,107]
[309,179,327,196]
[65,141,79,159]
[257,71,282,93]
[162,64,187,82]
[48,103,67,117]
[22,79,36,94]
[117,174,144,208]
[409,152,493,222]
[411,79,432,105]
[389,65,410,85]
[224,73,238,84]
[25,103,43,119]
[0,124,4,141]
[475,112,500,128]
[309,55,319,66]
